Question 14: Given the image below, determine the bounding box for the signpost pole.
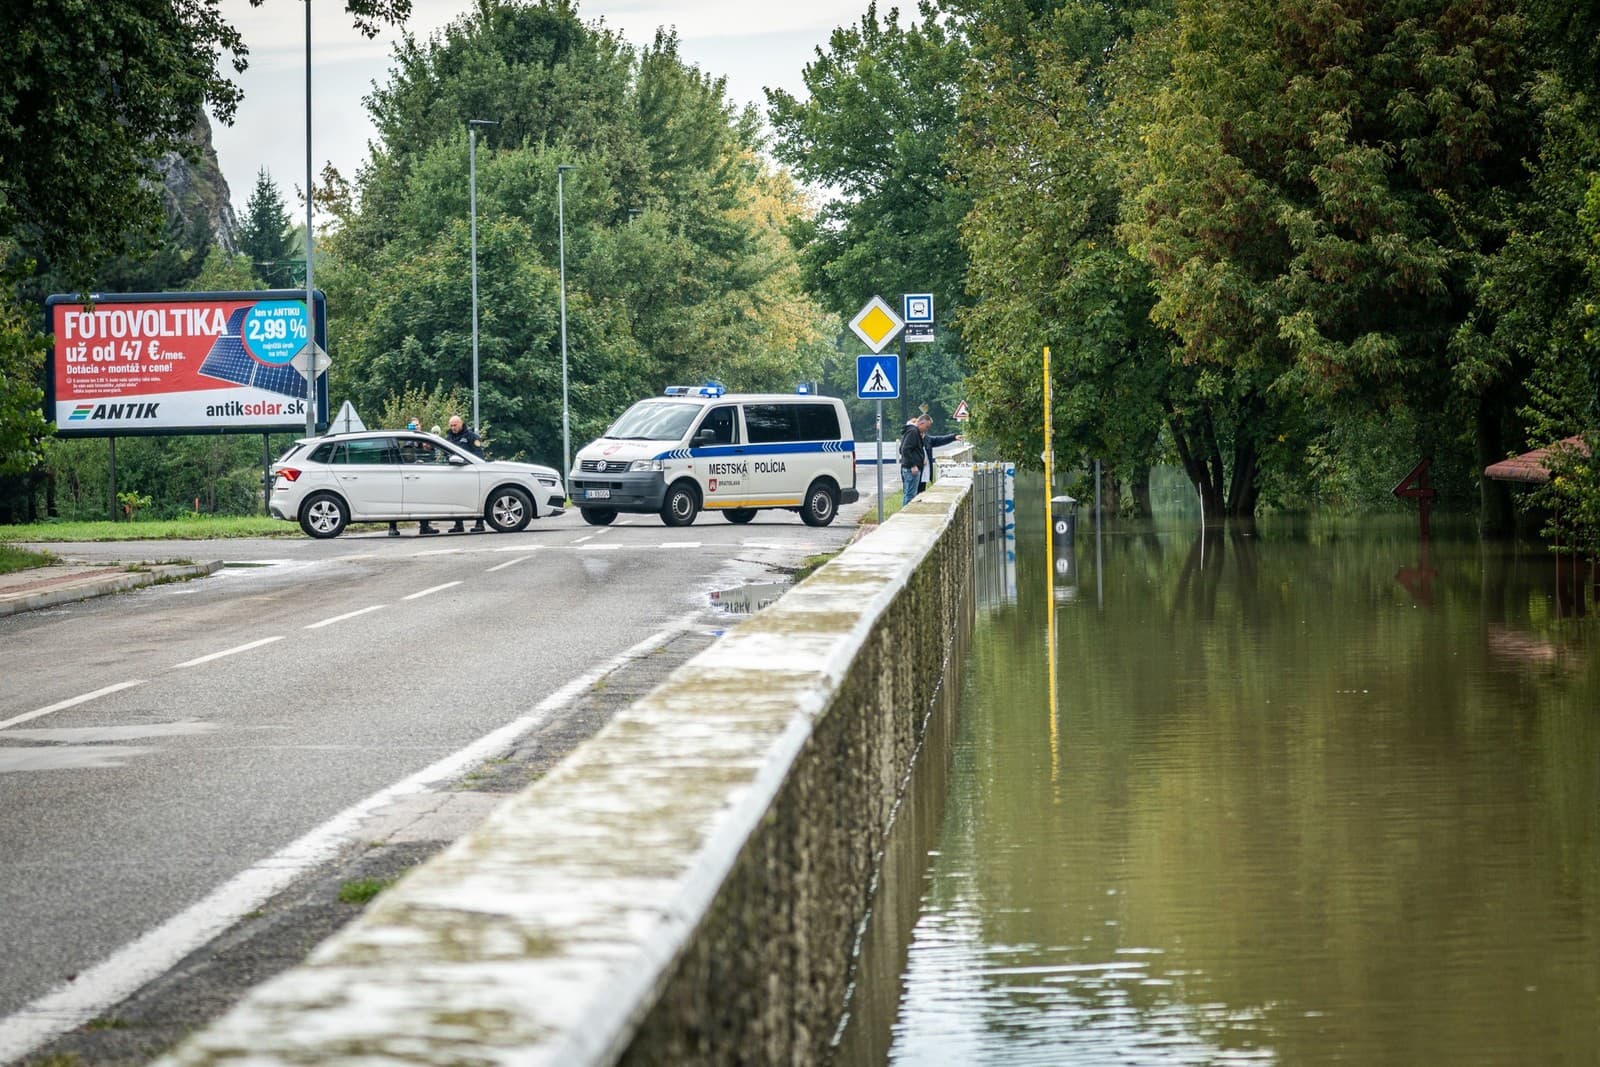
[899,331,908,428]
[876,399,884,524]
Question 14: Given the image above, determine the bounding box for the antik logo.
[69,402,161,421]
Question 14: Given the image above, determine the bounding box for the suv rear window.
[331,438,398,465]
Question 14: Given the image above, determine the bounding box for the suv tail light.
[276,467,301,482]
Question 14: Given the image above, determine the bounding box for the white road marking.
[172,636,285,669]
[304,605,386,630]
[403,582,462,601]
[486,556,532,573]
[658,542,702,548]
[572,534,596,543]
[0,681,146,733]
[577,544,621,551]
[0,617,700,1064]
[494,544,543,552]
[411,549,461,557]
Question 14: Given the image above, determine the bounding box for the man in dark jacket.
[898,418,925,506]
[446,415,486,532]
[915,414,962,492]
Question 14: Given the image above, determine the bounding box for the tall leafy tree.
[323,0,832,464]
[1,0,410,522]
[954,0,1183,513]
[768,1,971,422]
[238,169,298,289]
[1121,0,1542,523]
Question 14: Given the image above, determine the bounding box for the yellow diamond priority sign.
[849,295,904,353]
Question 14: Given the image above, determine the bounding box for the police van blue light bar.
[664,383,726,398]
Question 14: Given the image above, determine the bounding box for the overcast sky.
[211,0,865,215]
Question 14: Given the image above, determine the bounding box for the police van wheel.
[724,509,757,524]
[800,481,838,527]
[486,486,533,532]
[661,482,700,527]
[299,492,348,539]
[580,507,617,526]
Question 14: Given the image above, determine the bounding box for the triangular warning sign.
[953,400,970,421]
[862,363,894,394]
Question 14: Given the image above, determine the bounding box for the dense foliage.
[7,0,1600,529]
[935,0,1600,522]
[322,0,834,465]
[769,1,972,431]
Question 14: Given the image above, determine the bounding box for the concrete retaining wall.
[160,477,976,1066]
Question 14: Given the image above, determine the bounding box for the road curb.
[0,560,224,618]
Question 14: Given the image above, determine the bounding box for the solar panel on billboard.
[252,362,307,398]
[198,336,255,387]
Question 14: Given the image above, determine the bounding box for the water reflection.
[860,491,1600,1066]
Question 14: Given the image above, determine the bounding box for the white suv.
[270,431,566,538]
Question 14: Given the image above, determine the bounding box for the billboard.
[44,290,329,437]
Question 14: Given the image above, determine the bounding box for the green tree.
[324,0,832,465]
[0,288,48,479]
[238,169,298,289]
[1120,0,1543,522]
[953,0,1181,513]
[768,1,971,422]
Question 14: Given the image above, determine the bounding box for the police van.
[568,385,860,527]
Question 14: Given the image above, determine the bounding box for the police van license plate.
[585,489,611,499]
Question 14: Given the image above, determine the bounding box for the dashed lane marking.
[0,681,147,733]
[402,582,463,601]
[304,606,386,631]
[172,636,285,670]
[486,557,533,573]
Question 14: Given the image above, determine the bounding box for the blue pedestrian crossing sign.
[857,353,900,399]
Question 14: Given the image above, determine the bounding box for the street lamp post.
[557,163,575,480]
[303,0,316,439]
[468,119,498,434]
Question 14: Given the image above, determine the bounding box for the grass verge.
[337,876,397,905]
[858,491,908,526]
[0,515,288,542]
[0,544,57,573]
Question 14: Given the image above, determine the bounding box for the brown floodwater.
[842,500,1600,1066]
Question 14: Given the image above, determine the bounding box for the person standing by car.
[915,414,962,492]
[446,415,486,533]
[898,417,925,506]
[391,417,429,536]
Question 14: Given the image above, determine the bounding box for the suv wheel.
[486,486,533,532]
[299,492,349,538]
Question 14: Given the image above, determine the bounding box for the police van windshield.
[604,400,702,441]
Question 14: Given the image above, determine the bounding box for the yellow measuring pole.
[1043,346,1059,775]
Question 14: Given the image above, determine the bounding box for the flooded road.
[848,497,1600,1065]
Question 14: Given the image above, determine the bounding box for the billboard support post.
[262,433,272,516]
[108,437,117,522]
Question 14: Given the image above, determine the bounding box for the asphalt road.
[0,504,859,1053]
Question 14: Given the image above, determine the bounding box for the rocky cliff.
[155,116,239,254]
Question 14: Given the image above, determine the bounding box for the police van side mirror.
[695,428,717,446]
